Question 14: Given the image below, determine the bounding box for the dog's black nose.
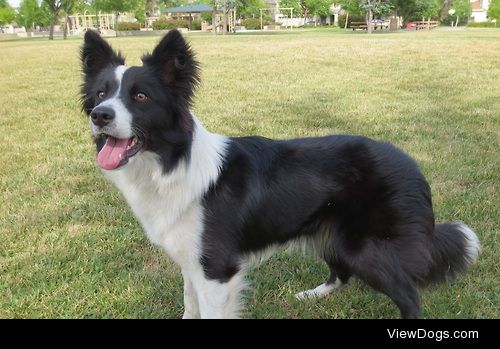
[90,106,115,128]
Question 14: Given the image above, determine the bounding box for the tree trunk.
[49,13,58,40]
[345,12,349,29]
[367,9,373,34]
[222,1,227,35]
[115,12,119,34]
[63,14,69,39]
[212,1,216,34]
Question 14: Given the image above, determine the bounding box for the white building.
[266,0,340,26]
[470,0,490,22]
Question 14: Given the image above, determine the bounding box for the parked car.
[406,22,417,30]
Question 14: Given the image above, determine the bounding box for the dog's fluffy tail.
[421,222,480,286]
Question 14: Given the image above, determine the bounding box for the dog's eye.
[97,91,105,100]
[134,92,148,102]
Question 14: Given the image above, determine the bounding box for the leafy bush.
[240,18,276,29]
[201,12,212,22]
[338,15,347,28]
[152,19,190,30]
[467,21,498,28]
[441,15,469,26]
[191,19,201,30]
[240,18,261,29]
[338,15,366,29]
[117,22,141,31]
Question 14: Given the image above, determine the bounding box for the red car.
[406,22,417,30]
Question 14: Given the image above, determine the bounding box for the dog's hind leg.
[295,258,351,300]
[356,266,420,319]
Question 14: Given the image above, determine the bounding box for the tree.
[42,0,84,39]
[299,1,311,21]
[0,0,15,26]
[415,0,440,20]
[304,0,333,20]
[338,0,363,28]
[17,0,49,30]
[439,0,453,20]
[278,0,302,18]
[448,0,471,25]
[61,0,79,39]
[276,1,320,22]
[44,0,64,40]
[92,0,146,32]
[210,0,216,33]
[161,0,186,7]
[93,0,147,21]
[392,0,440,22]
[234,0,267,18]
[488,0,500,21]
[356,0,394,33]
[338,0,362,13]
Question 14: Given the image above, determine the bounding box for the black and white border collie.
[81,29,480,319]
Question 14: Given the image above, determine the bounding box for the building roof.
[163,3,213,14]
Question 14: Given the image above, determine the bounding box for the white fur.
[91,65,133,139]
[456,222,481,265]
[194,271,247,319]
[182,271,200,319]
[101,114,248,318]
[242,244,281,269]
[295,278,343,301]
[287,227,332,260]
[243,227,332,269]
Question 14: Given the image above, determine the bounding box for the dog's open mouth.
[97,135,143,170]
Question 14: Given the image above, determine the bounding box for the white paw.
[295,289,319,301]
[295,280,343,301]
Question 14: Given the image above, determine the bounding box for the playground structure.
[163,3,236,33]
[68,11,135,35]
[264,7,294,29]
[203,9,236,33]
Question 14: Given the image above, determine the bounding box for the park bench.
[350,22,367,30]
[350,21,389,31]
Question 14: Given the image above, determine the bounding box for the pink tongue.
[97,137,132,170]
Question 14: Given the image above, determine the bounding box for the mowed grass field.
[0,28,498,318]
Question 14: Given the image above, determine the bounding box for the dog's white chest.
[103,157,204,266]
[100,118,228,267]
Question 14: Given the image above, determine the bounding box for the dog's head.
[80,29,199,171]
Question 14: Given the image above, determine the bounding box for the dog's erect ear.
[142,29,200,106]
[81,30,125,78]
[80,30,124,114]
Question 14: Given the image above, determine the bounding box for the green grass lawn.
[0,28,498,318]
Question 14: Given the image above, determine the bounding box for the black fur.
[81,30,479,318]
[81,30,125,115]
[80,29,196,173]
[201,135,475,318]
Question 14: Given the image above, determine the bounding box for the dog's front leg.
[182,271,200,319]
[194,273,245,319]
